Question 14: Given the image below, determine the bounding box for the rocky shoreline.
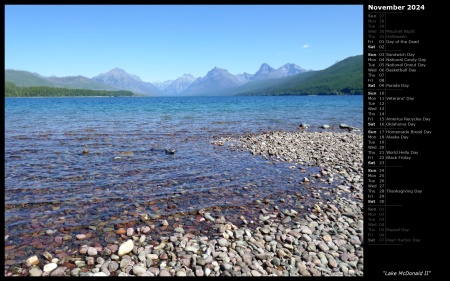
[5,130,363,277]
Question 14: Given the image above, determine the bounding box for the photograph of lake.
[5,5,364,277]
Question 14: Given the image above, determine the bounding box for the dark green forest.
[5,82,136,97]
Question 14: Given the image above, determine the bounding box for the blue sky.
[5,5,363,83]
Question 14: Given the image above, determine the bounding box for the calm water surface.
[4,95,362,264]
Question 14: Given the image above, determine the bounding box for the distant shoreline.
[4,95,137,98]
[5,94,362,98]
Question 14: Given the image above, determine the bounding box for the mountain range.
[5,62,307,96]
[5,55,363,96]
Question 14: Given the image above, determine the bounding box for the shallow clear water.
[4,95,362,264]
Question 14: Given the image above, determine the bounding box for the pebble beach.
[5,129,363,277]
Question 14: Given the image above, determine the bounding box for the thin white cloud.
[303,44,310,48]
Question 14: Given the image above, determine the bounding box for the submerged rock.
[165,149,176,154]
[299,123,310,129]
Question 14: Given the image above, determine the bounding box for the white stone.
[141,226,151,234]
[118,239,134,256]
[88,247,98,256]
[176,270,187,276]
[205,267,211,277]
[80,245,89,254]
[133,265,146,276]
[76,234,86,240]
[29,268,43,276]
[126,228,134,236]
[218,238,228,247]
[147,254,159,260]
[43,263,58,272]
[185,246,199,252]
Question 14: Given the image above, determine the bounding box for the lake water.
[4,95,362,265]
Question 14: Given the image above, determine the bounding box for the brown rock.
[4,245,16,251]
[42,251,53,261]
[54,236,63,244]
[62,262,75,270]
[26,255,40,265]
